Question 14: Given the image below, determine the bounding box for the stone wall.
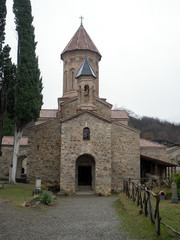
[27,119,61,187]
[167,147,180,173]
[62,50,100,98]
[111,123,140,192]
[61,98,78,118]
[0,146,27,180]
[112,119,128,126]
[95,99,112,119]
[60,112,112,195]
[140,147,167,162]
[60,97,112,120]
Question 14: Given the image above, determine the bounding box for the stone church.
[0,23,177,195]
[27,23,141,195]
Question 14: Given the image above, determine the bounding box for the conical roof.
[61,25,101,59]
[76,58,96,78]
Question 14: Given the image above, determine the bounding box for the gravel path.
[0,195,129,240]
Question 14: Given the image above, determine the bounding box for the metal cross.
[79,16,84,26]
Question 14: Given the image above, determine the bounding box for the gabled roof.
[2,136,28,146]
[140,138,165,148]
[111,110,129,119]
[141,154,177,167]
[76,58,96,78]
[60,110,112,124]
[61,25,101,59]
[40,109,58,118]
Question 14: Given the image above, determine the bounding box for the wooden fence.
[127,177,171,189]
[123,178,180,237]
[123,178,161,235]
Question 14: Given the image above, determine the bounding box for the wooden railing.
[123,178,161,235]
[123,178,180,237]
[125,177,170,189]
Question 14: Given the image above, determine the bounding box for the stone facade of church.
[27,24,141,195]
[0,24,177,195]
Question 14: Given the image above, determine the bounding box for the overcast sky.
[5,0,180,123]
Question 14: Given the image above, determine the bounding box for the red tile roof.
[40,109,58,118]
[111,110,129,119]
[61,25,101,59]
[140,138,165,148]
[2,136,28,146]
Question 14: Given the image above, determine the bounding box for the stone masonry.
[60,112,112,195]
[1,23,175,195]
[27,119,61,186]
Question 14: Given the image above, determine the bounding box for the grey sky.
[5,0,180,123]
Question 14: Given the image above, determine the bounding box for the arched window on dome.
[71,68,75,89]
[72,71,74,88]
[84,85,89,94]
[83,127,90,140]
[64,71,67,92]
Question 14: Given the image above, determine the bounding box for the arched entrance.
[16,155,27,181]
[75,154,95,191]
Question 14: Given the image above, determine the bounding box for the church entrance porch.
[76,154,95,192]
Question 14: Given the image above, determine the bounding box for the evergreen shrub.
[41,191,52,205]
[170,173,180,189]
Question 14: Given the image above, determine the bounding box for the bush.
[40,191,52,205]
[170,173,180,189]
[164,190,172,199]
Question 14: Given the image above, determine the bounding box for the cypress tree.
[0,0,6,49]
[9,0,43,183]
[0,0,15,156]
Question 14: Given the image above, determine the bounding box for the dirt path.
[0,195,129,240]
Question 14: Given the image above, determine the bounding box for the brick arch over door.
[75,154,95,191]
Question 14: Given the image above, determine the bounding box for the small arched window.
[64,71,67,92]
[83,127,90,140]
[84,85,89,93]
[72,71,74,88]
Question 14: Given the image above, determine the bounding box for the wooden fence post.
[156,196,161,235]
[132,182,135,202]
[144,190,148,217]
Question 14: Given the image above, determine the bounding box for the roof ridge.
[83,27,90,50]
[60,110,112,123]
[77,25,81,48]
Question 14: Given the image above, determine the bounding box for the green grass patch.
[0,183,55,212]
[110,193,119,198]
[114,192,180,240]
[0,183,34,206]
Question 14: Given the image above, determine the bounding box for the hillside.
[128,114,180,146]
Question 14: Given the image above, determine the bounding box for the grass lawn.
[114,191,180,240]
[0,183,34,206]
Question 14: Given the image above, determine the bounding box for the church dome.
[61,24,101,60]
